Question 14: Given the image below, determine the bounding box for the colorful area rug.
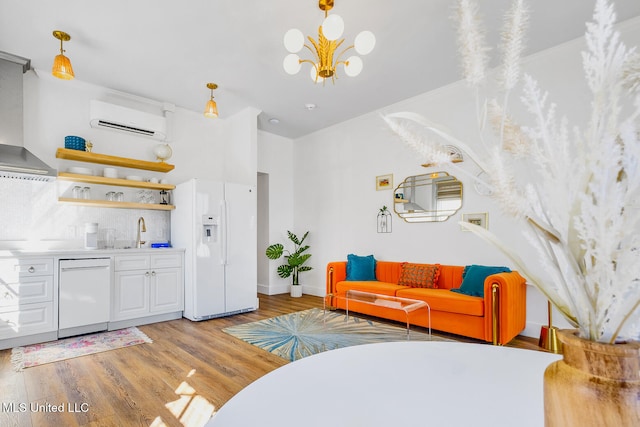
[11,327,152,371]
[223,308,447,362]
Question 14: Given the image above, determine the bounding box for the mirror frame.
[393,172,463,223]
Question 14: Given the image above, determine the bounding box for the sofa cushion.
[346,254,377,281]
[398,263,440,288]
[396,288,484,316]
[451,265,511,297]
[375,261,404,283]
[435,265,465,290]
[336,280,409,297]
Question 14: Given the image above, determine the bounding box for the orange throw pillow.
[398,263,440,288]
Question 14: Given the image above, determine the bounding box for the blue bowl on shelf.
[65,135,86,151]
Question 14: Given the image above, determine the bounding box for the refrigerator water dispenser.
[202,215,219,241]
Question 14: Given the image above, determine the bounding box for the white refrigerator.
[171,178,258,321]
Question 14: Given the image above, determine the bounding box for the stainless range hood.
[0,144,57,181]
[0,51,57,182]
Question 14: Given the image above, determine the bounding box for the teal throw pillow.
[346,254,377,281]
[451,265,511,297]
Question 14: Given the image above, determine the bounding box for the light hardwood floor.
[0,294,543,427]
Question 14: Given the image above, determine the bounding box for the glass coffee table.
[324,290,431,339]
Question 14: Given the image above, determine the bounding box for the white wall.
[289,17,640,337]
[0,70,257,248]
[257,130,295,295]
[223,107,260,186]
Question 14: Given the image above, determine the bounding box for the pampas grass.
[385,0,640,343]
[499,0,529,91]
[454,0,491,87]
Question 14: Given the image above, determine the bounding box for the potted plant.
[265,231,312,297]
[384,1,640,425]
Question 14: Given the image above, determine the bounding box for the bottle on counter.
[84,223,98,249]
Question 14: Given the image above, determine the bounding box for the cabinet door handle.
[28,266,35,273]
[145,271,150,277]
[151,271,156,276]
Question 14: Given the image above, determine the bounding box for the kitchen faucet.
[136,216,146,248]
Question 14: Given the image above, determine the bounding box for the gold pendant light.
[52,30,74,80]
[204,83,219,118]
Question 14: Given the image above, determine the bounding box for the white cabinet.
[112,252,183,323]
[0,257,56,348]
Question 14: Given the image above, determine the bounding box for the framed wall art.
[461,212,488,230]
[376,174,393,191]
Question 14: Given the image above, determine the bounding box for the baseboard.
[257,283,325,297]
[108,312,182,331]
[59,322,109,338]
[301,285,325,297]
[0,331,58,351]
[257,283,290,295]
[522,321,545,339]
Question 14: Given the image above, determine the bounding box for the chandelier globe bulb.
[283,54,302,75]
[284,28,305,53]
[321,14,344,40]
[354,30,376,55]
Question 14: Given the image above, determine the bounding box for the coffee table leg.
[346,297,350,322]
[323,295,327,327]
[406,315,411,340]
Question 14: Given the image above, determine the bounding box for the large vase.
[544,329,640,426]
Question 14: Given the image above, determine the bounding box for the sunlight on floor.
[152,369,217,427]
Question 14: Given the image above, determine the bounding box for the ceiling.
[1,0,639,139]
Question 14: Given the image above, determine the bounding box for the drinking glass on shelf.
[106,191,116,201]
[116,192,124,202]
[72,186,82,199]
[82,187,91,199]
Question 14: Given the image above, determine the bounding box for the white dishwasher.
[59,258,111,338]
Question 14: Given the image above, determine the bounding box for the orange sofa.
[326,261,527,345]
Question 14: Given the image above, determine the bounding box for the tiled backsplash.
[1,180,170,247]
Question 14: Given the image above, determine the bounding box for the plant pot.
[544,329,640,426]
[290,285,303,298]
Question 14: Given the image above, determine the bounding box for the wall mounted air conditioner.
[89,100,167,140]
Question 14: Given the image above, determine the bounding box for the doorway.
[257,172,269,294]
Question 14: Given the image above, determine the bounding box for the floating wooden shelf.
[58,198,175,211]
[56,148,175,172]
[57,173,176,190]
[394,199,410,203]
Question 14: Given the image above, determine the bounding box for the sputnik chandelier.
[283,0,375,84]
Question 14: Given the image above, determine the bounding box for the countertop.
[0,244,184,258]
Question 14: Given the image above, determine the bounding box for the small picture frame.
[376,174,393,191]
[461,212,488,230]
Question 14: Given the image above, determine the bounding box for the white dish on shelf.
[103,168,118,178]
[68,167,94,175]
[125,175,143,182]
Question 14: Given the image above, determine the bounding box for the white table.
[207,341,561,427]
